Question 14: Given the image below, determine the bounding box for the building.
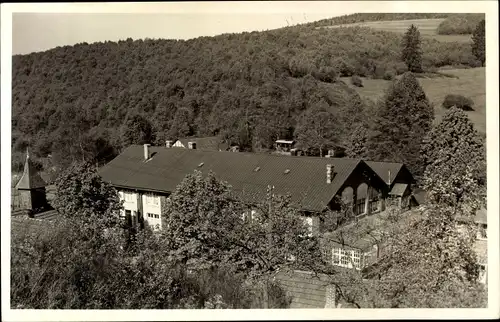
[14,150,48,214]
[365,161,417,209]
[99,144,415,233]
[169,136,229,151]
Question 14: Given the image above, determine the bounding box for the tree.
[52,162,122,230]
[371,204,486,308]
[120,114,154,149]
[401,24,423,73]
[345,124,369,158]
[420,106,486,210]
[366,72,434,179]
[294,99,342,157]
[471,19,485,66]
[161,171,313,307]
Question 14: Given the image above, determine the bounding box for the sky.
[9,2,361,55]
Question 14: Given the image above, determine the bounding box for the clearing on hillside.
[341,68,486,134]
[321,19,473,43]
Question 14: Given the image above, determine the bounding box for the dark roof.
[365,161,404,185]
[389,183,409,196]
[99,145,364,212]
[15,153,46,190]
[174,136,229,151]
[274,270,329,308]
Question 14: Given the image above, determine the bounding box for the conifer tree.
[366,72,434,179]
[402,24,423,73]
[420,107,486,211]
[471,19,486,66]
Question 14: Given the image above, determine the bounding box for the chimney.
[326,164,334,184]
[324,284,337,308]
[188,142,196,149]
[144,144,151,161]
[166,140,173,148]
[387,170,392,185]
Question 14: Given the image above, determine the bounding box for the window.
[370,199,379,213]
[356,198,366,215]
[331,247,364,270]
[332,248,341,266]
[146,212,161,230]
[124,192,135,202]
[145,194,159,206]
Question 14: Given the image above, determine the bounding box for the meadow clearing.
[321,19,473,43]
[342,67,486,134]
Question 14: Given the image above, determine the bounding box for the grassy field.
[341,67,486,134]
[321,19,473,43]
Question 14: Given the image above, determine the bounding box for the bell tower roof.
[15,148,46,190]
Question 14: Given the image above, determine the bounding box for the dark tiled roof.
[389,183,408,196]
[175,136,229,151]
[274,270,329,308]
[365,161,403,185]
[15,154,47,190]
[99,145,363,212]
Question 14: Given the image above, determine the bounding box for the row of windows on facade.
[123,192,159,206]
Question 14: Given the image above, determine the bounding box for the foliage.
[366,72,434,179]
[120,114,155,149]
[52,162,122,230]
[471,19,486,67]
[161,171,316,307]
[371,205,486,308]
[12,23,480,172]
[402,24,423,73]
[436,14,485,35]
[294,99,344,157]
[344,124,369,159]
[442,94,474,111]
[420,107,486,210]
[350,75,363,87]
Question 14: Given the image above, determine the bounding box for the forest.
[11,14,483,178]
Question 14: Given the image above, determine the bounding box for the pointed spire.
[15,148,46,190]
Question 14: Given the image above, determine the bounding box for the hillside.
[341,68,486,134]
[12,21,482,172]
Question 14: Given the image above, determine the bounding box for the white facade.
[172,140,185,148]
[142,193,162,230]
[118,189,164,231]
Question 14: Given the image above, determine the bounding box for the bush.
[442,94,475,111]
[383,70,396,81]
[333,58,356,77]
[350,75,363,87]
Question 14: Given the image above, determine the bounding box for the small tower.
[15,149,48,213]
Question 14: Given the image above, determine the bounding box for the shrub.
[351,75,363,87]
[442,94,475,111]
[383,70,396,81]
[333,58,356,77]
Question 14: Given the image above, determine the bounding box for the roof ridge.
[145,144,363,162]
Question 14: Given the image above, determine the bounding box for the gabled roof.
[389,183,409,196]
[365,161,404,185]
[174,136,229,151]
[15,152,46,190]
[99,145,365,212]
